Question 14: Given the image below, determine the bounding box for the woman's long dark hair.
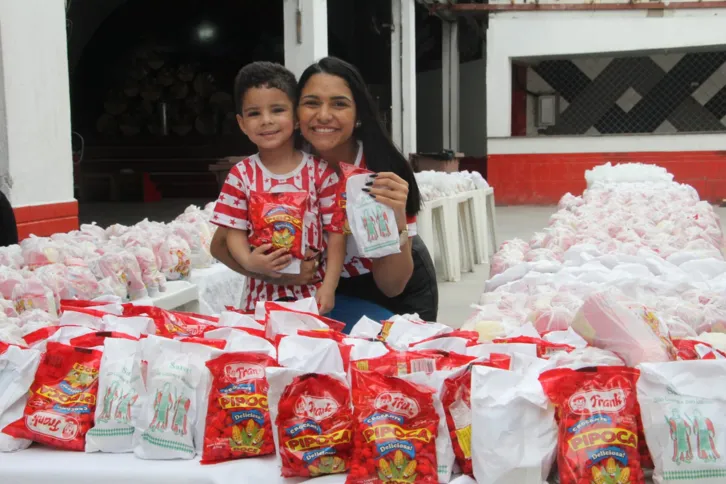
[297,57,422,216]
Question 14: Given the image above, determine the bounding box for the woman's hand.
[365,172,409,231]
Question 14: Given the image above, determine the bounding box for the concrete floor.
[436,206,557,328]
[79,200,726,327]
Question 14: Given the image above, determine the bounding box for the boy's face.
[237,86,296,151]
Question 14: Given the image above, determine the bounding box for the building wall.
[0,0,77,236]
[525,52,726,136]
[487,9,726,204]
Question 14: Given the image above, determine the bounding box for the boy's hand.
[245,244,291,277]
[315,285,335,315]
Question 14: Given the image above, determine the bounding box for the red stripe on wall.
[488,151,726,205]
[14,201,79,240]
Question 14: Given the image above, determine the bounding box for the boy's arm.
[320,233,346,291]
[316,233,346,314]
[227,227,292,278]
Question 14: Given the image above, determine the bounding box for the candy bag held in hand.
[86,338,143,453]
[638,360,726,484]
[0,345,42,452]
[348,368,439,484]
[201,352,277,464]
[248,191,308,260]
[267,371,353,478]
[346,170,401,259]
[3,342,102,451]
[332,163,372,235]
[539,366,644,484]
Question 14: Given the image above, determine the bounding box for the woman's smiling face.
[297,73,357,156]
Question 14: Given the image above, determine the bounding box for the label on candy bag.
[349,368,439,483]
[276,373,353,477]
[539,366,644,484]
[201,352,277,464]
[248,191,308,260]
[3,342,102,451]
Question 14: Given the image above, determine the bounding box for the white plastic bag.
[401,370,456,483]
[133,337,203,460]
[471,363,557,484]
[0,346,41,452]
[638,360,726,484]
[86,338,143,452]
[346,173,400,259]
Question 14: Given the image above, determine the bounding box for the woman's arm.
[365,172,415,297]
[211,227,322,285]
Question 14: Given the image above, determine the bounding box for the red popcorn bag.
[348,368,439,483]
[673,339,726,361]
[179,337,226,350]
[539,366,645,484]
[352,350,440,376]
[201,352,277,464]
[441,355,512,476]
[122,305,213,338]
[268,372,354,477]
[3,342,102,451]
[248,191,309,260]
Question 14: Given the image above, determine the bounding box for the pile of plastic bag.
[0,204,217,326]
[477,177,726,350]
[415,170,489,202]
[585,161,674,188]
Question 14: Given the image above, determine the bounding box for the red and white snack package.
[539,367,645,484]
[348,316,383,339]
[132,336,205,460]
[3,342,102,451]
[378,316,452,349]
[218,311,264,330]
[471,360,557,484]
[269,371,353,478]
[400,369,457,483]
[441,355,512,476]
[86,338,143,453]
[277,334,346,374]
[638,360,726,484]
[673,339,726,361]
[0,345,42,452]
[201,352,277,464]
[344,164,401,259]
[255,298,318,322]
[348,368,439,483]
[248,191,309,274]
[571,290,675,366]
[266,332,353,477]
[265,309,344,341]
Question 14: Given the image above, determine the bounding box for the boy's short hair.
[233,61,297,114]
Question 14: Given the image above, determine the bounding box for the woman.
[211,57,438,327]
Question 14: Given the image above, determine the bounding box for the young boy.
[212,62,345,314]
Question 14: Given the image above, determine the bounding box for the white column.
[283,0,328,78]
[487,27,513,138]
[0,0,74,207]
[391,0,417,157]
[442,20,460,151]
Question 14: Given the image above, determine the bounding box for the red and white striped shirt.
[212,152,341,310]
[340,144,417,278]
